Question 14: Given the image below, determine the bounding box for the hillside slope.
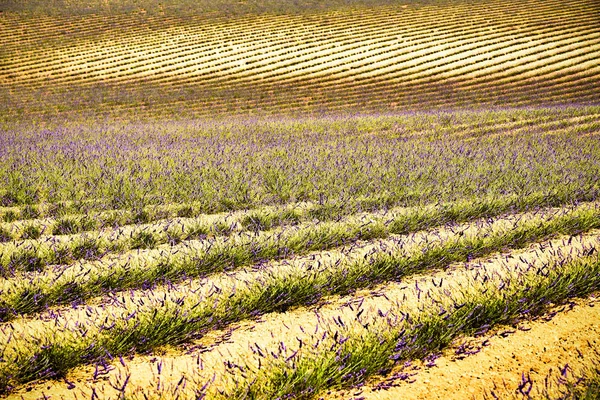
[1,0,599,119]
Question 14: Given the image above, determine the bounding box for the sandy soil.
[326,295,600,400]
[8,231,600,399]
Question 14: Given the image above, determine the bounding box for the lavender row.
[0,203,598,392]
[1,198,593,319]
[2,107,598,213]
[215,252,600,399]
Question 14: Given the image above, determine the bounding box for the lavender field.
[1,0,600,398]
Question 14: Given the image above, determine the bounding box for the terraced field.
[1,0,600,398]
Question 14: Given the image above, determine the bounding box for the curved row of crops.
[2,0,600,396]
[1,0,599,118]
[4,200,600,397]
[0,105,599,397]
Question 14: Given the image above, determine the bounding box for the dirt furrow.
[9,231,600,399]
[326,296,600,400]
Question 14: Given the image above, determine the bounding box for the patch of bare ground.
[325,294,600,400]
[9,231,600,399]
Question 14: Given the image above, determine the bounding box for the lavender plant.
[0,203,598,391]
[2,108,599,214]
[218,253,600,399]
[1,200,597,319]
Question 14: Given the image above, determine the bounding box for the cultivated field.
[1,0,599,119]
[1,0,600,398]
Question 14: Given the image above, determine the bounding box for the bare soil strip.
[326,295,600,400]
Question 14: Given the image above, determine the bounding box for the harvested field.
[1,0,599,119]
[1,0,599,398]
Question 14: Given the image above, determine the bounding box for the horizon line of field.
[0,0,592,64]
[2,212,600,397]
[2,0,586,40]
[4,1,547,63]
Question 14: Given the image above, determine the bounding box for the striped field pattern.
[1,0,600,398]
[1,0,599,118]
[0,107,600,398]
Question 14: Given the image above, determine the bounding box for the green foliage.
[7,248,44,274]
[211,221,236,236]
[2,108,600,212]
[130,230,158,250]
[132,208,151,224]
[21,224,41,240]
[71,238,101,260]
[2,201,600,315]
[0,227,12,243]
[0,202,598,395]
[0,108,599,396]
[176,205,195,218]
[52,217,80,235]
[46,202,68,217]
[20,205,40,219]
[2,211,18,223]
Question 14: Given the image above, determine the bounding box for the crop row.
[2,0,580,63]
[152,69,597,119]
[3,61,598,120]
[168,28,599,104]
[13,12,580,86]
[3,195,599,320]
[191,23,599,89]
[10,12,596,90]
[7,55,596,121]
[2,184,599,275]
[5,6,596,89]
[1,207,598,395]
[215,250,600,399]
[5,204,598,342]
[0,201,310,245]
